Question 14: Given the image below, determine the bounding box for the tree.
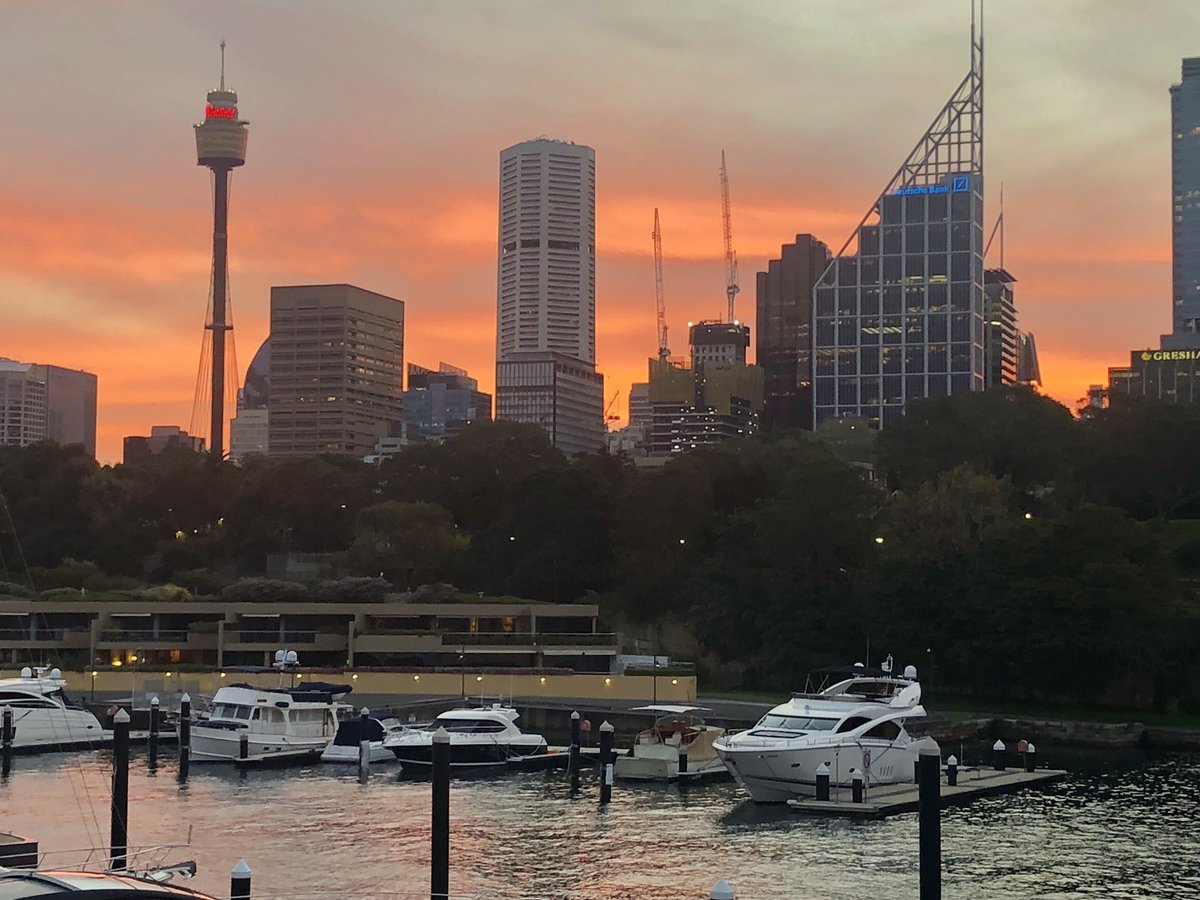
[344,501,463,587]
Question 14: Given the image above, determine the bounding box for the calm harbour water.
[2,746,1198,899]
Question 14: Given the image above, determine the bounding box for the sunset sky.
[3,1,1198,463]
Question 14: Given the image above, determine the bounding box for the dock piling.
[1024,742,1037,773]
[678,743,688,775]
[148,696,160,769]
[110,708,131,872]
[598,721,615,806]
[178,693,190,784]
[992,739,1006,771]
[431,726,450,900]
[1,706,13,777]
[568,711,581,794]
[815,762,830,801]
[239,732,249,764]
[710,879,736,899]
[946,754,958,787]
[359,740,371,783]
[851,769,864,804]
[918,742,942,900]
[230,859,252,900]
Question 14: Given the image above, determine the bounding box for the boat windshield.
[434,717,508,734]
[754,714,838,732]
[211,703,253,720]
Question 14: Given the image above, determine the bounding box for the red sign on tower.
[205,103,237,120]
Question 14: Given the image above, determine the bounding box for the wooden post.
[598,721,615,806]
[918,743,942,900]
[430,726,450,900]
[147,696,160,769]
[230,859,252,900]
[110,708,131,871]
[178,693,190,784]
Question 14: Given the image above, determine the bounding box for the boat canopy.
[331,717,386,746]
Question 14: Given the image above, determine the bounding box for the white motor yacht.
[321,709,410,764]
[0,667,107,751]
[190,681,350,764]
[614,705,727,782]
[713,660,926,802]
[384,703,547,769]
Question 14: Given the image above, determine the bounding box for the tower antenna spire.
[219,40,226,91]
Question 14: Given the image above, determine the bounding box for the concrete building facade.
[496,352,604,455]
[1166,57,1200,350]
[402,362,492,443]
[268,284,404,457]
[0,359,97,455]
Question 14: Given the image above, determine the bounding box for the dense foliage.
[2,389,1199,710]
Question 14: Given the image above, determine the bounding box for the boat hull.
[4,708,107,751]
[389,738,547,769]
[190,726,329,764]
[716,739,921,802]
[321,742,395,764]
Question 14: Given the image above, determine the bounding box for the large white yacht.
[0,667,107,750]
[190,681,350,764]
[384,704,547,769]
[713,660,926,802]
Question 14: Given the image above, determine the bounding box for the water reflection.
[0,748,1197,898]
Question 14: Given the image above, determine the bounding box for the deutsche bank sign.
[893,176,971,197]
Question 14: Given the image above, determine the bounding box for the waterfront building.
[1165,57,1200,350]
[494,138,604,453]
[756,234,832,430]
[0,359,97,454]
[267,283,404,457]
[401,362,492,442]
[122,425,205,463]
[0,592,615,673]
[812,27,984,429]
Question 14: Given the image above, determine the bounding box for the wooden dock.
[787,767,1068,818]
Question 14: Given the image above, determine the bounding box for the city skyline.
[2,1,1198,461]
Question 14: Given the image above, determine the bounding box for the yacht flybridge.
[0,667,107,751]
[384,703,547,769]
[713,660,927,802]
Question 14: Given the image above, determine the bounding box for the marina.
[0,743,1197,898]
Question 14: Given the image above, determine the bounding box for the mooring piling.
[230,859,252,900]
[178,692,190,784]
[110,708,131,871]
[568,711,581,794]
[1,705,13,777]
[815,762,830,801]
[147,696,160,769]
[598,720,615,806]
[918,741,942,900]
[431,726,450,900]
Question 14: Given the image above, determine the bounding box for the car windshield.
[754,715,838,732]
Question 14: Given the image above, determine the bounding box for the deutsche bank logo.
[952,176,970,192]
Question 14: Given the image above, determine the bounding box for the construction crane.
[652,208,670,360]
[720,150,740,323]
[604,390,621,424]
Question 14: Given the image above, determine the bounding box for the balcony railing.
[98,629,191,644]
[443,632,616,648]
[226,630,318,645]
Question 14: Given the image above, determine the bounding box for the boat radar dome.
[904,665,918,680]
[50,667,62,679]
[19,667,32,678]
[853,662,865,669]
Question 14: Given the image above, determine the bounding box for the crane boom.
[720,150,740,323]
[652,208,669,359]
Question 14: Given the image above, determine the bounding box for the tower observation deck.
[192,42,248,458]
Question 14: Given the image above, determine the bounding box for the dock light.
[296,673,303,680]
[476,675,483,683]
[874,536,885,544]
[1024,512,1033,520]
[671,679,679,685]
[604,677,612,686]
[92,670,99,677]
[165,672,172,678]
[351,674,358,680]
[539,676,547,685]
[112,660,123,668]
[219,671,226,678]
[413,675,420,682]
[129,655,138,663]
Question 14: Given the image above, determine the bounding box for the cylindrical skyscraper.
[194,43,248,458]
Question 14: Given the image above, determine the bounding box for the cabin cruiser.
[614,705,727,782]
[0,667,107,750]
[384,703,547,769]
[713,660,926,802]
[321,709,411,764]
[191,681,350,764]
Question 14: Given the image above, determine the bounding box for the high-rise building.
[1165,58,1200,350]
[756,234,832,430]
[229,339,269,460]
[0,359,97,454]
[494,138,603,453]
[402,362,492,442]
[1016,332,1041,387]
[812,25,984,430]
[268,284,404,457]
[689,322,750,368]
[984,267,1018,387]
[192,43,249,459]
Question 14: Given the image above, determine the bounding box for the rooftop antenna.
[984,182,1004,265]
[219,40,226,91]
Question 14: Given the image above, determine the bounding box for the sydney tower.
[193,42,248,458]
